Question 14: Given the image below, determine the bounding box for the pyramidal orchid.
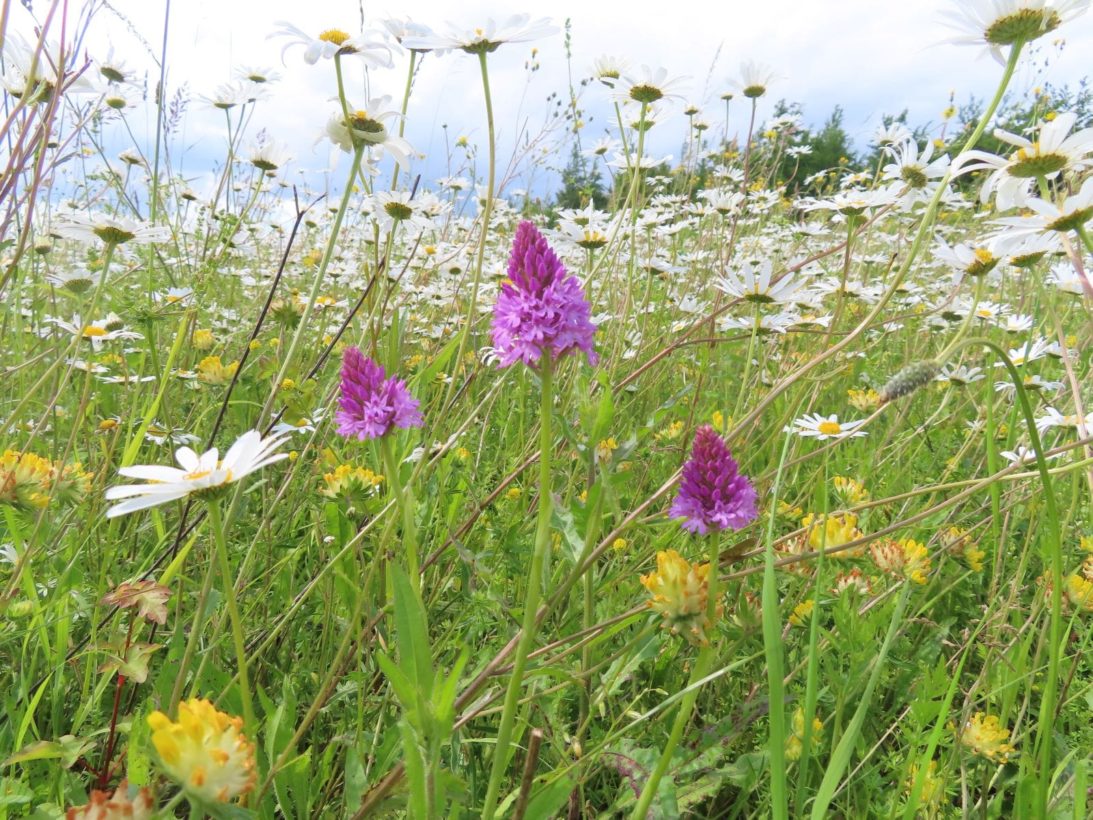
[335,347,423,441]
[490,220,597,368]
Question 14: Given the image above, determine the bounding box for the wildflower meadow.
[2,1,1093,817]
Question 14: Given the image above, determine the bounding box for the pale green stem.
[481,356,553,820]
[207,498,255,733]
[257,145,364,427]
[448,52,496,410]
[390,50,417,190]
[629,530,722,820]
[380,436,419,595]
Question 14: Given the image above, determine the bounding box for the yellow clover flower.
[641,550,719,646]
[148,698,256,803]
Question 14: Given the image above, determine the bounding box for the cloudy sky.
[13,0,1093,199]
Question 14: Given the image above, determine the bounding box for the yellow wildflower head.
[641,550,719,646]
[1064,573,1093,612]
[321,464,383,501]
[904,760,944,809]
[147,698,256,802]
[192,329,215,351]
[196,356,239,385]
[1,450,55,510]
[785,706,823,761]
[870,538,931,584]
[801,512,863,557]
[958,713,1015,763]
[847,388,880,412]
[595,437,618,464]
[832,476,869,506]
[788,598,815,627]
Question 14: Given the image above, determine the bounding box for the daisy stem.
[380,436,419,595]
[390,50,417,190]
[480,355,552,820]
[257,145,364,428]
[206,498,255,734]
[936,275,986,362]
[1073,225,1093,300]
[731,303,761,424]
[630,528,723,820]
[447,52,495,411]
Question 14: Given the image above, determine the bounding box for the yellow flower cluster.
[595,437,618,463]
[870,538,932,584]
[784,706,823,761]
[941,526,985,572]
[641,550,720,646]
[654,420,684,442]
[788,598,815,627]
[801,512,863,557]
[847,387,880,412]
[958,712,1015,763]
[148,698,256,803]
[1,450,91,511]
[832,476,869,505]
[320,464,384,499]
[904,760,945,810]
[196,356,239,385]
[192,328,216,350]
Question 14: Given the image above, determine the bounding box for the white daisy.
[937,364,985,386]
[400,15,557,54]
[1000,444,1064,464]
[104,430,289,518]
[52,213,170,246]
[788,413,868,440]
[324,98,414,166]
[951,112,1093,209]
[940,0,1090,62]
[269,22,393,67]
[714,260,805,305]
[1035,407,1093,434]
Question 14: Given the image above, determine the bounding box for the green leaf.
[522,774,576,820]
[390,566,433,698]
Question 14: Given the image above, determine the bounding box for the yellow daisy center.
[818,421,842,436]
[82,326,108,337]
[319,29,351,45]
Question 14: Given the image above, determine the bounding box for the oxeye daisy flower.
[882,140,951,206]
[991,177,1093,238]
[335,347,423,441]
[940,0,1090,62]
[734,60,777,98]
[789,413,868,440]
[148,698,256,803]
[324,97,413,166]
[401,14,557,54]
[104,430,289,518]
[269,22,393,67]
[614,64,688,106]
[714,259,805,305]
[669,426,758,534]
[52,213,170,246]
[490,220,597,368]
[951,112,1093,208]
